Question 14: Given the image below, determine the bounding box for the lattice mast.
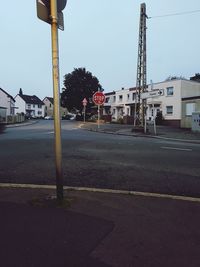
[134,3,147,127]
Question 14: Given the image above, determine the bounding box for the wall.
[181,99,200,128]
[15,95,26,114]
[43,98,54,117]
[0,90,15,116]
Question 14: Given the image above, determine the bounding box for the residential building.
[43,96,68,117]
[146,79,200,127]
[43,97,54,117]
[103,88,137,123]
[0,88,15,122]
[103,79,200,128]
[15,93,45,118]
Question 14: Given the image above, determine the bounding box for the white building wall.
[15,95,26,114]
[104,79,200,126]
[146,80,182,120]
[181,80,200,98]
[0,90,15,116]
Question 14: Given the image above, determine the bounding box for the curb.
[1,183,200,203]
[6,120,39,128]
[81,125,200,144]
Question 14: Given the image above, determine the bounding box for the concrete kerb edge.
[81,125,200,144]
[6,120,39,128]
[1,183,200,203]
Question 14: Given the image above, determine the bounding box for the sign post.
[36,0,67,201]
[141,89,163,135]
[92,91,105,129]
[51,0,63,201]
[82,98,88,123]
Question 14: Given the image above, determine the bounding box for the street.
[0,120,200,197]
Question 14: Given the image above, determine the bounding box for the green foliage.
[19,88,23,95]
[61,68,102,113]
[155,111,164,125]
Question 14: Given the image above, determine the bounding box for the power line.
[148,9,200,19]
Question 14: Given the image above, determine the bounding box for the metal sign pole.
[153,103,157,135]
[51,0,63,200]
[84,105,86,123]
[98,105,100,129]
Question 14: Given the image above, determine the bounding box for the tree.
[19,88,23,95]
[61,68,102,113]
[165,75,186,81]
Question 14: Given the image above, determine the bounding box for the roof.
[0,88,15,102]
[182,96,200,101]
[44,97,54,104]
[105,92,116,96]
[19,94,44,105]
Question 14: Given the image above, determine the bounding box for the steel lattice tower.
[134,3,147,127]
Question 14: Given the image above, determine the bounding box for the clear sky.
[0,1,200,99]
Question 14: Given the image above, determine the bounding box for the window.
[166,106,173,115]
[127,94,130,101]
[27,104,31,109]
[38,111,42,115]
[186,103,195,116]
[119,95,123,101]
[33,104,35,108]
[50,103,52,107]
[105,97,110,103]
[166,87,174,96]
[113,96,116,102]
[132,93,136,101]
[38,104,42,108]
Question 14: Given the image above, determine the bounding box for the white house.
[104,88,137,122]
[15,93,45,118]
[146,79,200,127]
[103,78,200,128]
[43,96,68,117]
[0,88,15,122]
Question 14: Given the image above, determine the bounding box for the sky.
[0,0,200,99]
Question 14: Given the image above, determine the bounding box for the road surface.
[0,120,200,197]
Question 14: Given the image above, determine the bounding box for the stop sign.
[92,92,105,105]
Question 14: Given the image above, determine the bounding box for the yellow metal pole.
[50,0,63,200]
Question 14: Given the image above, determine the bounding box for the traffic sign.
[92,92,105,105]
[141,89,164,99]
[36,0,67,30]
[82,98,88,106]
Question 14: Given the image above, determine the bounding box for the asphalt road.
[1,120,200,197]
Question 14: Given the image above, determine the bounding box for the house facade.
[15,93,45,118]
[0,88,15,122]
[43,97,54,117]
[43,96,68,117]
[103,79,200,128]
[146,79,200,127]
[103,88,137,123]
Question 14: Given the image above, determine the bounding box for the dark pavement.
[1,121,200,266]
[81,122,200,143]
[1,187,200,267]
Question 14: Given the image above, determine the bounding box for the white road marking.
[161,146,192,152]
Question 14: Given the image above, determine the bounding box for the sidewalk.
[81,122,200,143]
[6,119,38,128]
[0,186,200,267]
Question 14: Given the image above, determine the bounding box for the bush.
[0,123,6,133]
[155,111,164,125]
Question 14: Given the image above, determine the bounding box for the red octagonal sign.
[92,92,105,105]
